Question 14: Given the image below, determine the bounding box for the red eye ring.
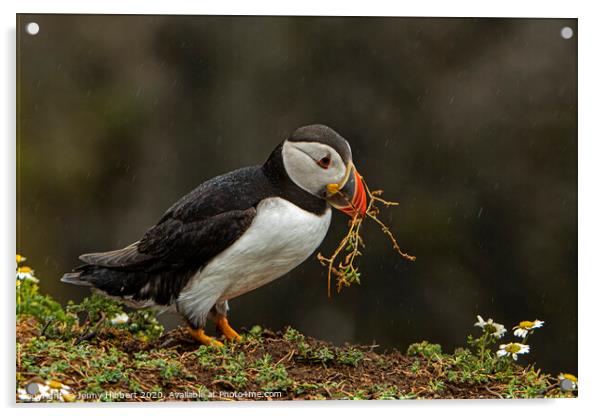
[317,156,331,169]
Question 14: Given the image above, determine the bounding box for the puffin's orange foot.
[215,315,242,342]
[188,327,224,347]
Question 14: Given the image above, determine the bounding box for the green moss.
[254,354,293,392]
[17,280,76,333]
[195,345,218,368]
[296,343,335,365]
[247,325,263,339]
[66,293,163,341]
[294,382,319,395]
[374,356,389,369]
[283,327,305,343]
[427,379,446,393]
[213,352,248,389]
[67,293,124,322]
[407,341,443,360]
[336,346,364,367]
[372,384,401,400]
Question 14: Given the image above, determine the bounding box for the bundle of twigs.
[317,178,415,297]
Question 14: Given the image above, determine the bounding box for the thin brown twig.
[317,176,415,296]
[75,312,106,345]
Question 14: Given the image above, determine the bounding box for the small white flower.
[497,343,530,360]
[110,313,130,325]
[16,266,39,283]
[513,319,544,338]
[491,323,507,338]
[474,315,487,328]
[474,315,507,338]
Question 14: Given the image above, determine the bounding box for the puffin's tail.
[61,243,158,292]
[60,271,92,287]
[61,264,142,296]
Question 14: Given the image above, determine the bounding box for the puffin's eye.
[317,156,331,169]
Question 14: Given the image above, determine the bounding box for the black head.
[273,124,367,217]
[288,124,352,165]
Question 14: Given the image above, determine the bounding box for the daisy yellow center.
[561,373,577,382]
[518,321,535,329]
[484,324,497,333]
[18,266,33,273]
[505,344,522,353]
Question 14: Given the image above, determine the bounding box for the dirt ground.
[16,317,571,401]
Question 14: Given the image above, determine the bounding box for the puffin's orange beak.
[326,164,367,218]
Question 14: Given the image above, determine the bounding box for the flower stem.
[480,333,489,364]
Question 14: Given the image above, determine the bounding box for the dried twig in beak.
[317,177,415,297]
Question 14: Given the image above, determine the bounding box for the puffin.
[62,124,367,346]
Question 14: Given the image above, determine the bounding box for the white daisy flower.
[110,313,130,325]
[491,323,507,338]
[474,315,507,338]
[513,320,544,338]
[497,343,530,360]
[474,315,487,328]
[16,266,39,283]
[558,373,578,390]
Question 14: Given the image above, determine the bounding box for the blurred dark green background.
[16,15,577,375]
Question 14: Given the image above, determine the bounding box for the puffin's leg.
[179,295,224,346]
[215,315,242,341]
[213,301,242,342]
[188,327,224,347]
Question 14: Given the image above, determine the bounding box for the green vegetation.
[16,257,577,402]
[254,355,293,392]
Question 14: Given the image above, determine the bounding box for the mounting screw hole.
[25,22,40,36]
[560,26,573,40]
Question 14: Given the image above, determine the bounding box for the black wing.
[67,167,269,305]
[136,207,256,268]
[79,166,270,271]
[68,208,255,303]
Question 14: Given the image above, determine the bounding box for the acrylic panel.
[16,14,577,402]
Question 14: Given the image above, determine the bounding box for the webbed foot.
[215,315,242,342]
[188,327,224,347]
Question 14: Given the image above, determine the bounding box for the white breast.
[177,197,331,327]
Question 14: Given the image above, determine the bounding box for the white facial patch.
[282,140,347,196]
